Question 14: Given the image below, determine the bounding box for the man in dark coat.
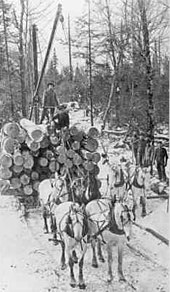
[154,141,168,181]
[131,131,138,165]
[40,82,59,123]
[137,133,146,167]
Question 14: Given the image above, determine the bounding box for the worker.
[131,131,139,164]
[154,141,168,181]
[137,132,146,167]
[40,82,59,123]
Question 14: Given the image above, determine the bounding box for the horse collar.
[114,168,125,188]
[109,205,124,235]
[133,171,144,189]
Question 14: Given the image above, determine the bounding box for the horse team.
[38,154,149,289]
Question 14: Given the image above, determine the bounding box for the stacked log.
[0,118,102,204]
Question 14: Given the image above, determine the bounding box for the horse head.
[133,166,145,188]
[51,174,68,203]
[65,203,87,242]
[114,202,132,241]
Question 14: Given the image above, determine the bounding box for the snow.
[0,110,169,292]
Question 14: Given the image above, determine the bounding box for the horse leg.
[43,210,49,233]
[106,244,113,282]
[132,204,136,221]
[118,243,125,282]
[68,256,76,288]
[140,195,146,217]
[60,241,67,270]
[72,250,78,264]
[91,239,98,268]
[50,214,54,233]
[78,255,86,289]
[97,239,105,262]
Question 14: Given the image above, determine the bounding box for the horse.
[106,157,148,219]
[123,162,149,217]
[53,201,88,289]
[86,198,133,283]
[38,174,69,233]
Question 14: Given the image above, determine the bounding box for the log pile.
[0,119,101,203]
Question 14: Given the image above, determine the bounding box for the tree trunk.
[138,0,154,140]
[19,0,27,117]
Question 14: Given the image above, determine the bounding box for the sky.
[9,0,87,70]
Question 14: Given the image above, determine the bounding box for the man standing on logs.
[40,82,59,123]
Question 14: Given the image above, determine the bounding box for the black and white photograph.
[0,0,169,291]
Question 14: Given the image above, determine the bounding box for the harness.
[132,173,144,189]
[109,205,125,235]
[114,168,125,188]
[90,202,131,239]
[64,210,88,240]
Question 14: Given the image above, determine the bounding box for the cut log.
[3,122,20,139]
[70,125,79,136]
[0,153,13,168]
[23,184,33,195]
[32,181,40,191]
[63,129,70,141]
[31,171,39,181]
[66,149,75,159]
[40,136,50,148]
[92,152,101,164]
[10,177,21,189]
[50,135,59,145]
[25,136,40,152]
[20,174,30,185]
[57,153,67,164]
[73,153,83,166]
[38,157,48,167]
[12,165,23,174]
[65,158,73,168]
[72,141,80,151]
[87,127,99,138]
[72,130,84,142]
[2,137,20,154]
[17,128,27,144]
[13,151,24,166]
[83,161,95,171]
[23,154,34,169]
[0,167,12,179]
[49,159,60,173]
[20,118,45,142]
[45,150,54,160]
[92,164,100,176]
[56,145,65,155]
[82,137,99,152]
[85,152,93,160]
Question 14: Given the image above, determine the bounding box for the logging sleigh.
[0,118,102,209]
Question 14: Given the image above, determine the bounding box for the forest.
[0,0,169,134]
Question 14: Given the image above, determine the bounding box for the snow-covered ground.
[0,109,169,292]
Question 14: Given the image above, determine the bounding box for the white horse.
[53,201,88,289]
[104,155,149,218]
[38,174,68,233]
[123,162,149,217]
[86,198,133,282]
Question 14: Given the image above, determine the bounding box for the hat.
[47,82,55,87]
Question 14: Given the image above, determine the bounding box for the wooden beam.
[29,3,62,120]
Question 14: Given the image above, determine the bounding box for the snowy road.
[0,110,169,292]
